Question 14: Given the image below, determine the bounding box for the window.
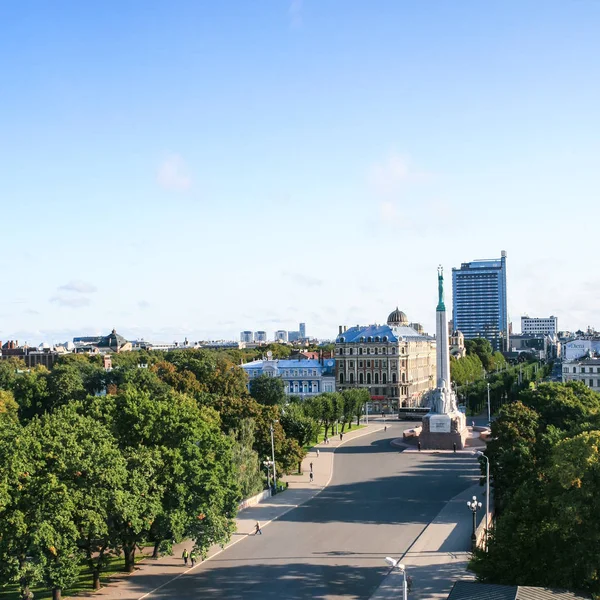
[375,336,380,342]
[392,373,397,383]
[402,372,406,383]
[339,337,345,343]
[367,337,372,342]
[581,367,585,374]
[367,360,371,368]
[375,373,379,384]
[303,370,307,376]
[359,348,363,355]
[383,373,387,384]
[313,370,317,376]
[338,348,343,355]
[359,360,363,367]
[350,373,354,383]
[375,360,379,367]
[382,347,387,354]
[367,373,372,384]
[392,348,396,354]
[294,370,298,376]
[383,336,388,342]
[339,373,345,384]
[590,379,594,387]
[349,348,353,355]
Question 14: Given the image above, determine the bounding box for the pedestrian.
[310,471,314,482]
[182,548,189,566]
[255,521,262,535]
[384,425,387,432]
[472,420,475,428]
[453,442,457,453]
[340,433,343,441]
[310,462,313,472]
[316,449,320,457]
[418,440,421,451]
[190,550,197,567]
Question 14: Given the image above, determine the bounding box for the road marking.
[137,424,384,599]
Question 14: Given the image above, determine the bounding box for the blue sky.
[1,1,599,344]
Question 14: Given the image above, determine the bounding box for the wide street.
[153,425,480,600]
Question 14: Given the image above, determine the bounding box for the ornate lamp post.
[269,423,277,494]
[262,459,273,489]
[467,495,482,551]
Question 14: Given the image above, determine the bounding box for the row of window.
[337,347,400,355]
[338,360,398,369]
[285,382,319,393]
[339,372,404,384]
[251,369,318,377]
[564,366,600,374]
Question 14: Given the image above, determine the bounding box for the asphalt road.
[155,425,479,600]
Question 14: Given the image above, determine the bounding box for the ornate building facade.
[334,308,437,413]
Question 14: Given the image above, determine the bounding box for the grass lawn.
[302,422,366,453]
[0,550,150,600]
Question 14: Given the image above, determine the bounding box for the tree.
[0,390,18,421]
[486,401,540,511]
[12,367,49,421]
[230,419,264,499]
[0,357,26,390]
[465,338,493,371]
[249,374,285,406]
[280,403,319,448]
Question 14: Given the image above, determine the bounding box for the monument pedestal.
[420,411,468,450]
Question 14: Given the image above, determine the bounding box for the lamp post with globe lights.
[384,557,410,600]
[262,459,273,490]
[467,495,482,551]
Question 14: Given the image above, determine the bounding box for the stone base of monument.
[419,412,468,450]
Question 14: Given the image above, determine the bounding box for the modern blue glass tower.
[452,251,508,352]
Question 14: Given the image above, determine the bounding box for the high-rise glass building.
[452,251,508,351]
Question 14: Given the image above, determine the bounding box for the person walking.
[309,471,314,482]
[255,521,262,535]
[316,448,320,457]
[310,462,313,472]
[339,432,343,441]
[182,548,189,566]
[190,550,198,567]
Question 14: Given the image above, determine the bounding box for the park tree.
[465,338,494,371]
[230,418,264,499]
[280,403,319,448]
[0,390,18,421]
[12,367,49,421]
[520,381,600,431]
[249,374,285,406]
[486,401,540,510]
[0,357,26,390]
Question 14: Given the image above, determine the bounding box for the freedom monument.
[419,266,468,449]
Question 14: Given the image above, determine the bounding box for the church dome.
[387,307,408,326]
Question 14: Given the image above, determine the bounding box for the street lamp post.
[475,451,490,549]
[384,557,409,600]
[269,424,277,494]
[467,495,482,551]
[486,383,491,425]
[262,459,273,489]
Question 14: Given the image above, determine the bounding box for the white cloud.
[50,296,91,308]
[289,0,302,27]
[59,280,97,294]
[138,300,150,310]
[157,154,192,191]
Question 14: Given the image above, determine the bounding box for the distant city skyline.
[1,1,599,345]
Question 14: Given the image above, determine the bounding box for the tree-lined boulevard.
[148,425,480,600]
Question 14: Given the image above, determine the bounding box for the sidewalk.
[84,421,384,600]
[370,483,483,600]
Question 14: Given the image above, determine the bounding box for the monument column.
[436,266,451,388]
[419,266,468,450]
